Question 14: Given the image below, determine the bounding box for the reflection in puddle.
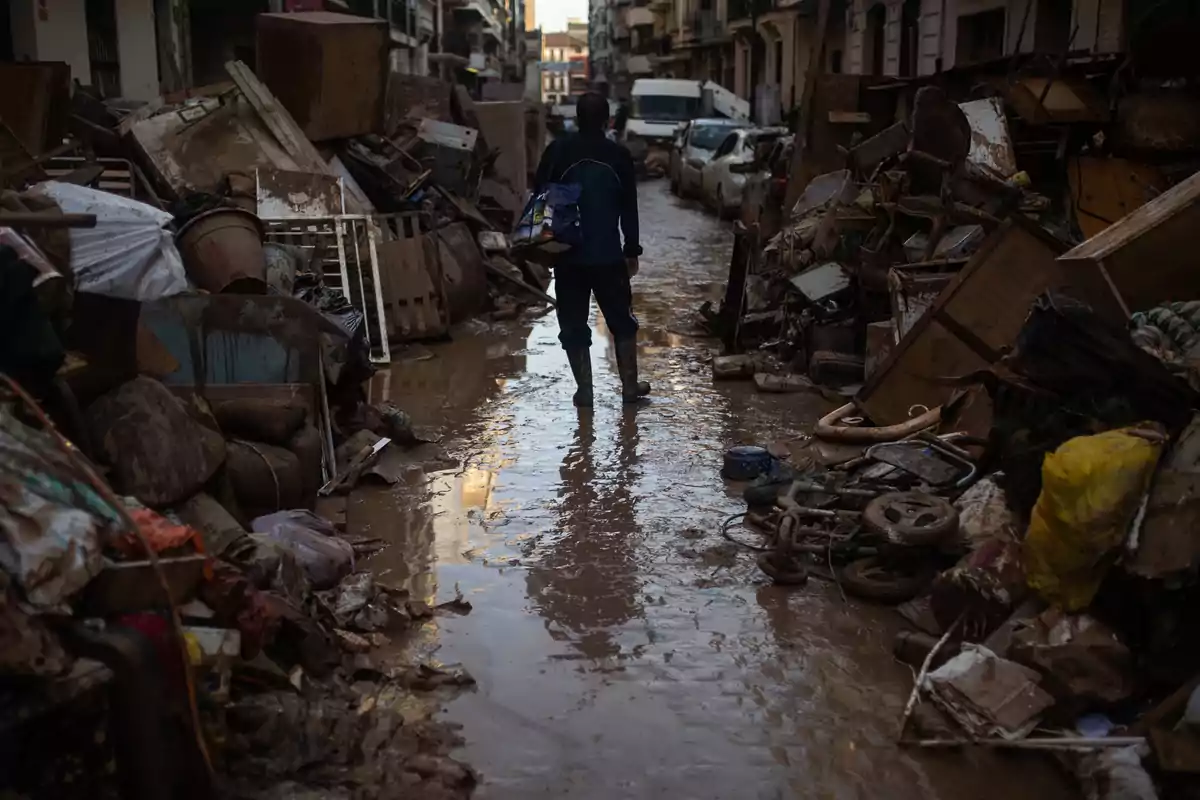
[347,183,1071,800]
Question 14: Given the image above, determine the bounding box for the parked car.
[699,127,789,217]
[667,121,692,194]
[671,118,750,198]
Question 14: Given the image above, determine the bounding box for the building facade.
[541,25,588,104]
[2,0,536,101]
[586,0,1132,120]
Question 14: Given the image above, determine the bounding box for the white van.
[624,79,750,171]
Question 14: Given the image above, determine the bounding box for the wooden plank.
[784,0,835,210]
[377,215,447,341]
[1068,157,1165,240]
[1059,166,1200,314]
[0,62,70,156]
[829,111,872,124]
[857,219,1083,428]
[225,60,331,176]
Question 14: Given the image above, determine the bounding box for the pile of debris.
[7,15,550,370]
[0,11,541,797]
[0,369,478,798]
[713,76,1200,800]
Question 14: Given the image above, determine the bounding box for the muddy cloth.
[86,376,227,507]
[554,261,638,349]
[534,132,641,267]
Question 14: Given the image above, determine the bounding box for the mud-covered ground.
[349,182,1076,799]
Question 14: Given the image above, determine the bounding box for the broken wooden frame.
[856,218,1111,436]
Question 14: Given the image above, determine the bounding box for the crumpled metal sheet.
[0,408,117,609]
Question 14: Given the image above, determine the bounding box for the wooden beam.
[224,60,331,176]
[784,0,834,211]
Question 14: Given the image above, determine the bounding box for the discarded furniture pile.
[0,13,528,796]
[714,71,1200,798]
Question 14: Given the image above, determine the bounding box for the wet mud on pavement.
[350,183,1075,798]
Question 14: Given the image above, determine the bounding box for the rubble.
[0,33,529,798]
[709,54,1200,800]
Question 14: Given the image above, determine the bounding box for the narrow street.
[352,182,1073,799]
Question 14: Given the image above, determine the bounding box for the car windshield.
[632,94,700,122]
[691,125,738,150]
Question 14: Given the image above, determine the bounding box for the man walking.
[534,91,649,408]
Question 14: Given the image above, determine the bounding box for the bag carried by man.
[512,157,585,257]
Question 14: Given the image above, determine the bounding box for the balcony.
[728,0,815,21]
[447,0,502,35]
[690,9,727,41]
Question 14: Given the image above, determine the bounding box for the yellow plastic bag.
[1024,424,1166,610]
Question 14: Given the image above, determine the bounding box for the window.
[631,94,701,121]
[866,3,886,75]
[899,0,920,76]
[690,124,741,150]
[712,133,739,159]
[956,8,1006,64]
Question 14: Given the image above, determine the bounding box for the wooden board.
[857,219,1097,429]
[0,62,70,156]
[378,214,447,341]
[1068,156,1165,241]
[128,99,302,201]
[226,60,332,176]
[1060,164,1200,315]
[474,101,527,197]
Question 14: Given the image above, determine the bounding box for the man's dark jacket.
[533,132,642,267]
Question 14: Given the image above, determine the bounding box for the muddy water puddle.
[347,184,1074,799]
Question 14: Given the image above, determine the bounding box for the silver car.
[672,118,750,199]
[699,127,789,217]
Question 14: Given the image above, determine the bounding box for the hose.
[814,402,943,443]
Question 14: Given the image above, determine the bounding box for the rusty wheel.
[863,491,958,547]
[838,556,936,604]
[757,551,809,586]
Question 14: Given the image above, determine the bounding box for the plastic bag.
[293,273,371,387]
[28,181,188,301]
[512,182,581,253]
[251,510,354,589]
[1024,425,1165,611]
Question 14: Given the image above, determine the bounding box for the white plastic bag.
[251,510,354,589]
[28,181,189,301]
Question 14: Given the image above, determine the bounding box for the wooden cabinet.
[256,11,388,142]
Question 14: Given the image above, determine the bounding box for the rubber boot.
[565,347,593,407]
[614,339,651,403]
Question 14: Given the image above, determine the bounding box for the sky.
[537,0,588,33]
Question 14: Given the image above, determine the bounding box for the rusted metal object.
[175,208,268,294]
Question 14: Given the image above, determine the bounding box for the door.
[704,133,739,201]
